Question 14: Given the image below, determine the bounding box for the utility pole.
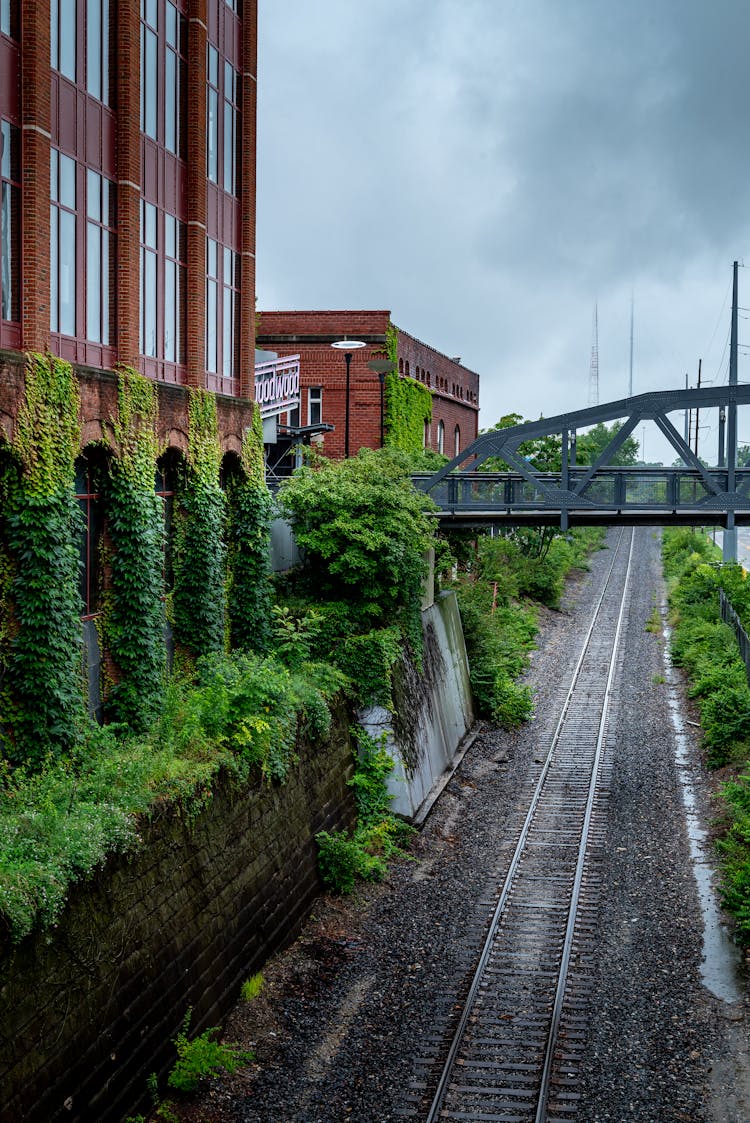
[724,260,739,562]
[628,294,634,397]
[694,358,701,458]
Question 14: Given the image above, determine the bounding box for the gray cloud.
[257,1,750,459]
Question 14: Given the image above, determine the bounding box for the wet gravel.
[177,528,750,1123]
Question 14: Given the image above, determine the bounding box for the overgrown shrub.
[316,728,413,894]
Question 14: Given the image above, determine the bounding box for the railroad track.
[416,527,635,1123]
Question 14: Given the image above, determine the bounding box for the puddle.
[662,614,744,1003]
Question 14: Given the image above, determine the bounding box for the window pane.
[101,0,109,105]
[59,152,76,209]
[164,259,175,361]
[59,0,76,80]
[206,278,217,372]
[86,222,101,342]
[145,28,157,138]
[101,225,110,345]
[143,249,157,356]
[222,287,232,377]
[1,0,10,36]
[59,209,76,335]
[165,213,175,259]
[223,101,234,194]
[145,0,156,27]
[1,183,12,319]
[50,205,58,331]
[208,45,218,86]
[165,49,176,152]
[87,168,101,221]
[144,201,157,248]
[50,148,58,202]
[207,237,217,277]
[166,1,176,46]
[86,0,101,99]
[207,89,218,182]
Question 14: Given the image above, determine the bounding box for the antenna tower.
[588,303,599,405]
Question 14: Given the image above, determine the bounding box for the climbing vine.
[1,354,84,766]
[103,367,166,728]
[227,408,274,653]
[172,389,226,659]
[382,323,432,454]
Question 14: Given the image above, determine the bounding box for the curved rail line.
[423,527,635,1123]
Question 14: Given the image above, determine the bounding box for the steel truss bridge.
[414,385,750,537]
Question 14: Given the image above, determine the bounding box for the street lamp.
[331,339,366,457]
[367,360,396,447]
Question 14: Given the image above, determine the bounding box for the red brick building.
[257,310,480,462]
[0,0,258,448]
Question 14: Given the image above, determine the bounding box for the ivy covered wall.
[382,323,433,454]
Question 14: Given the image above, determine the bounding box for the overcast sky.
[256,1,750,464]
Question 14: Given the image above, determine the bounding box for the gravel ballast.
[171,528,750,1123]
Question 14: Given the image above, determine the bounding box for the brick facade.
[257,310,480,460]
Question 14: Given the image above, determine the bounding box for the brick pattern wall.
[0,713,357,1123]
[256,311,480,459]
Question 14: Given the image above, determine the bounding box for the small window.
[50,149,77,336]
[51,0,77,81]
[309,387,322,426]
[1,120,20,323]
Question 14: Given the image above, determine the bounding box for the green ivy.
[226,408,273,652]
[172,389,226,659]
[382,325,432,454]
[104,369,166,728]
[1,354,84,766]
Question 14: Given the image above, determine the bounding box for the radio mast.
[588,303,599,406]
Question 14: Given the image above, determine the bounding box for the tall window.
[454,424,460,457]
[1,121,20,324]
[50,149,77,336]
[221,246,238,378]
[86,0,110,103]
[223,61,239,195]
[206,237,238,377]
[75,453,103,617]
[437,419,445,455]
[51,0,76,80]
[141,0,158,139]
[207,44,240,197]
[165,1,186,156]
[140,201,158,356]
[309,387,322,426]
[164,213,186,362]
[206,237,218,372]
[207,46,220,184]
[86,170,115,344]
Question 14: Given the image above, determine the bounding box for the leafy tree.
[482,413,563,472]
[277,448,436,653]
[575,421,639,466]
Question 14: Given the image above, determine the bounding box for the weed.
[240,973,264,1002]
[167,1008,253,1094]
[652,673,665,685]
[645,608,661,634]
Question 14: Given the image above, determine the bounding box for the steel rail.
[534,528,635,1121]
[423,527,634,1123]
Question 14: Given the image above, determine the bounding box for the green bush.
[316,728,413,894]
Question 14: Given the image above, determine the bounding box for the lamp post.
[331,339,366,457]
[367,359,396,447]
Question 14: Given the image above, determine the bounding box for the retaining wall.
[0,711,356,1123]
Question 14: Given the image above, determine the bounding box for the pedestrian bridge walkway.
[414,384,750,530]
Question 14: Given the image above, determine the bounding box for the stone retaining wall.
[0,710,356,1123]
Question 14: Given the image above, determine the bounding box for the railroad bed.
[189,528,750,1123]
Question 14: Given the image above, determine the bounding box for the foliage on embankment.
[449,528,604,726]
[662,528,750,944]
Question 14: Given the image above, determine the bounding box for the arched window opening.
[437,419,445,455]
[155,448,182,592]
[75,447,107,618]
[423,419,429,448]
[454,424,460,457]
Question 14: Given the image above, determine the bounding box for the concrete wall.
[0,712,356,1123]
[360,591,474,820]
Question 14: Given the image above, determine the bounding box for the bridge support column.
[560,509,569,532]
[723,512,738,564]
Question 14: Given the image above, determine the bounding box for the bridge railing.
[413,466,750,513]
